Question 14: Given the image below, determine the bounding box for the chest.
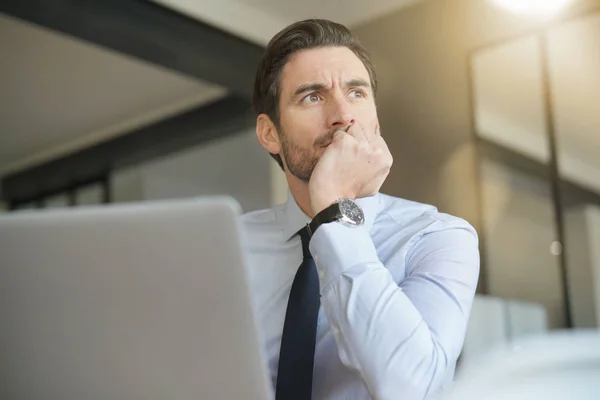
[243,233,410,360]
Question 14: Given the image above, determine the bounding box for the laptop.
[0,197,273,400]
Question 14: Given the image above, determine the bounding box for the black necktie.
[275,226,321,400]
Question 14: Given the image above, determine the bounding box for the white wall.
[472,35,550,164]
[481,157,566,328]
[549,14,600,194]
[471,12,600,195]
[270,160,288,206]
[110,129,273,213]
[565,204,600,328]
[110,167,145,204]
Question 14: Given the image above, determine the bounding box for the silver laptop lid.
[0,197,272,400]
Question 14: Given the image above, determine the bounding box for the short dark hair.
[253,19,378,170]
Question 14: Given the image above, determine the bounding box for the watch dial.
[339,199,365,225]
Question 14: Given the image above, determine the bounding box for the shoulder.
[376,194,479,279]
[240,204,281,226]
[375,193,478,240]
[238,204,285,246]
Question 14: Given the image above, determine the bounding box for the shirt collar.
[282,190,383,241]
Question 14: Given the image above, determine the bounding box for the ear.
[256,114,281,155]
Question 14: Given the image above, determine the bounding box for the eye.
[302,92,321,104]
[350,89,367,98]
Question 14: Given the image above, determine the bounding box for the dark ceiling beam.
[2,96,255,204]
[0,0,265,98]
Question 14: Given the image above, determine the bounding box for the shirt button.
[332,327,340,336]
[314,254,319,262]
[317,270,325,280]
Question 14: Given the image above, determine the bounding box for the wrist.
[310,193,341,216]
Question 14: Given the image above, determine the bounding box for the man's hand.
[309,123,393,216]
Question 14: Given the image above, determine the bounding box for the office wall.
[111,167,145,204]
[480,158,566,328]
[352,0,600,221]
[565,205,600,327]
[270,161,289,206]
[110,129,272,213]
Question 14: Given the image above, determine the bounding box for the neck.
[284,170,315,219]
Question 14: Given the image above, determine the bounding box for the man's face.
[276,46,378,182]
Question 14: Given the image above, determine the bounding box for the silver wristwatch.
[307,199,365,237]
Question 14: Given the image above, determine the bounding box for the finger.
[345,123,368,142]
[333,129,346,141]
[373,134,389,153]
[329,130,346,148]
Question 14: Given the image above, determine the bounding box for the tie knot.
[298,226,313,260]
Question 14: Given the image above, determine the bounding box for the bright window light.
[491,0,573,16]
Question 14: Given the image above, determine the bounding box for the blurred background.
[1,0,599,369]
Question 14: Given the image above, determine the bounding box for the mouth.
[315,131,336,149]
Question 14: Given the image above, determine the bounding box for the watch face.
[338,199,365,225]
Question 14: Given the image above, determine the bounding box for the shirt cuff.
[308,222,380,291]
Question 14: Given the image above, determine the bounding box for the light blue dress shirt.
[240,192,480,400]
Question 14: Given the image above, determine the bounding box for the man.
[241,19,479,400]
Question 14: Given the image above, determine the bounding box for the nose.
[326,95,355,131]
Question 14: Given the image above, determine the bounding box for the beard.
[279,126,335,183]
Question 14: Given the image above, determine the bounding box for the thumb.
[333,130,346,141]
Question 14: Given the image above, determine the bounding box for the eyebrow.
[292,78,371,99]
